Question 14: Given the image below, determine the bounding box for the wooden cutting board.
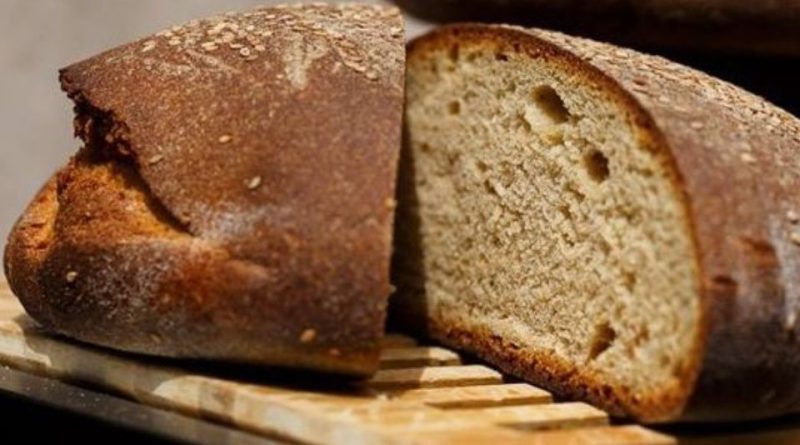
[0,280,673,444]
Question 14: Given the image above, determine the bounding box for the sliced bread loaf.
[394,25,800,421]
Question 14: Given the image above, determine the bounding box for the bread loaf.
[392,0,800,56]
[394,24,800,421]
[4,4,405,376]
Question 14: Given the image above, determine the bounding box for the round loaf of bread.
[395,24,800,421]
[4,4,405,376]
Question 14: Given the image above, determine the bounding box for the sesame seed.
[229,42,244,49]
[365,71,379,81]
[141,40,157,52]
[254,44,266,52]
[788,210,799,223]
[239,47,252,57]
[690,121,704,130]
[246,176,262,190]
[201,41,218,51]
[168,38,181,46]
[791,232,800,246]
[740,153,757,164]
[147,154,164,165]
[218,134,232,143]
[390,26,402,37]
[300,328,316,343]
[65,271,78,283]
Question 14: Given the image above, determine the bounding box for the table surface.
[1,280,800,445]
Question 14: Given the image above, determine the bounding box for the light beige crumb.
[690,121,704,130]
[787,210,799,223]
[239,47,252,57]
[65,271,78,283]
[218,134,232,143]
[300,329,316,343]
[791,232,800,246]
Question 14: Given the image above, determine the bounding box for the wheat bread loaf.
[393,0,800,56]
[394,24,800,421]
[4,3,405,376]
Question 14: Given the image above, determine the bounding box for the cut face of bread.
[395,27,703,420]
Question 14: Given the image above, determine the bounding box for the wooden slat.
[0,285,679,445]
[445,402,608,430]
[387,383,552,408]
[409,425,676,445]
[379,346,461,369]
[373,402,607,433]
[381,334,417,348]
[367,365,503,390]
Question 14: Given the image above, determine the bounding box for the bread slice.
[392,0,800,56]
[4,4,404,376]
[394,25,800,421]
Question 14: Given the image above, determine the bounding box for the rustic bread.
[392,0,800,56]
[3,3,405,376]
[394,24,800,421]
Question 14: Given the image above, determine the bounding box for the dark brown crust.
[393,0,800,56]
[4,4,405,376]
[401,25,800,421]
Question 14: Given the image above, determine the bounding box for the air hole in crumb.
[531,85,569,123]
[599,239,612,256]
[588,322,616,360]
[476,160,489,173]
[483,179,496,195]
[634,325,650,345]
[446,152,460,167]
[420,143,431,153]
[584,150,610,183]
[516,113,532,132]
[495,53,509,61]
[623,270,637,292]
[558,205,571,221]
[448,101,461,115]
